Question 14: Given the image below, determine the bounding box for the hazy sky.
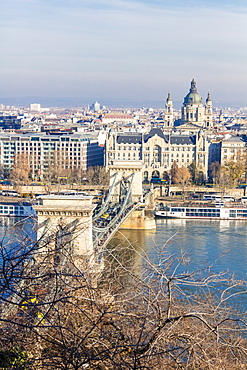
[1,0,247,106]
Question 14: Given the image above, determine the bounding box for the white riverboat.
[155,202,247,220]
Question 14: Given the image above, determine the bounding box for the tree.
[170,161,179,184]
[188,161,205,184]
[223,160,244,188]
[9,153,30,185]
[173,166,191,200]
[73,166,110,186]
[43,150,72,185]
[177,166,191,185]
[209,161,242,192]
[0,218,246,369]
[209,161,221,184]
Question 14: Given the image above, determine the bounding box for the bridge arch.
[143,171,149,181]
[152,170,160,178]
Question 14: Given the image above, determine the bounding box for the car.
[101,213,110,219]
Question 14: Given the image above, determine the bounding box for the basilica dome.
[183,78,202,105]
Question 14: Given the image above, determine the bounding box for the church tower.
[163,92,174,128]
[181,78,205,126]
[204,92,213,127]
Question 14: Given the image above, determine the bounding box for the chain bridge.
[92,160,156,250]
[34,160,156,265]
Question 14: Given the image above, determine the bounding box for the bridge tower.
[107,160,156,229]
[33,195,96,267]
[107,160,143,203]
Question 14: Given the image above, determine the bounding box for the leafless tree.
[0,218,247,369]
[9,153,30,186]
[73,166,109,186]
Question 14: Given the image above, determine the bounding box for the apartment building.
[0,114,21,130]
[0,132,104,178]
[220,135,247,164]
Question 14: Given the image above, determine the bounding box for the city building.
[0,114,22,130]
[29,103,41,112]
[0,132,105,179]
[106,128,209,180]
[100,113,137,125]
[161,79,213,131]
[90,101,101,113]
[220,135,247,165]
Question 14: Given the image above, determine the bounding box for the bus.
[238,183,247,189]
[1,190,19,197]
[150,178,167,184]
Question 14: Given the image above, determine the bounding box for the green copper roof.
[183,79,202,105]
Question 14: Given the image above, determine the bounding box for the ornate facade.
[163,79,213,129]
[106,128,209,180]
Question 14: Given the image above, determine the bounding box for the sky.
[1,0,247,107]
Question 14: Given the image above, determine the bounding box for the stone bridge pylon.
[107,160,156,229]
[107,160,144,203]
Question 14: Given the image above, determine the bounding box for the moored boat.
[155,202,247,220]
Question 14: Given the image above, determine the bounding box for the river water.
[0,217,36,259]
[108,219,247,308]
[109,219,247,278]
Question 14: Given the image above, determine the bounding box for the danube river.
[1,217,247,280]
[0,217,36,258]
[108,219,247,307]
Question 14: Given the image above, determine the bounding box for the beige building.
[106,128,209,180]
[220,135,247,165]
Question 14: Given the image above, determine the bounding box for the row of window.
[185,212,221,217]
[0,206,25,214]
[171,208,220,213]
[1,142,85,147]
[113,146,194,151]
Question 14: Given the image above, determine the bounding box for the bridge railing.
[93,200,146,250]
